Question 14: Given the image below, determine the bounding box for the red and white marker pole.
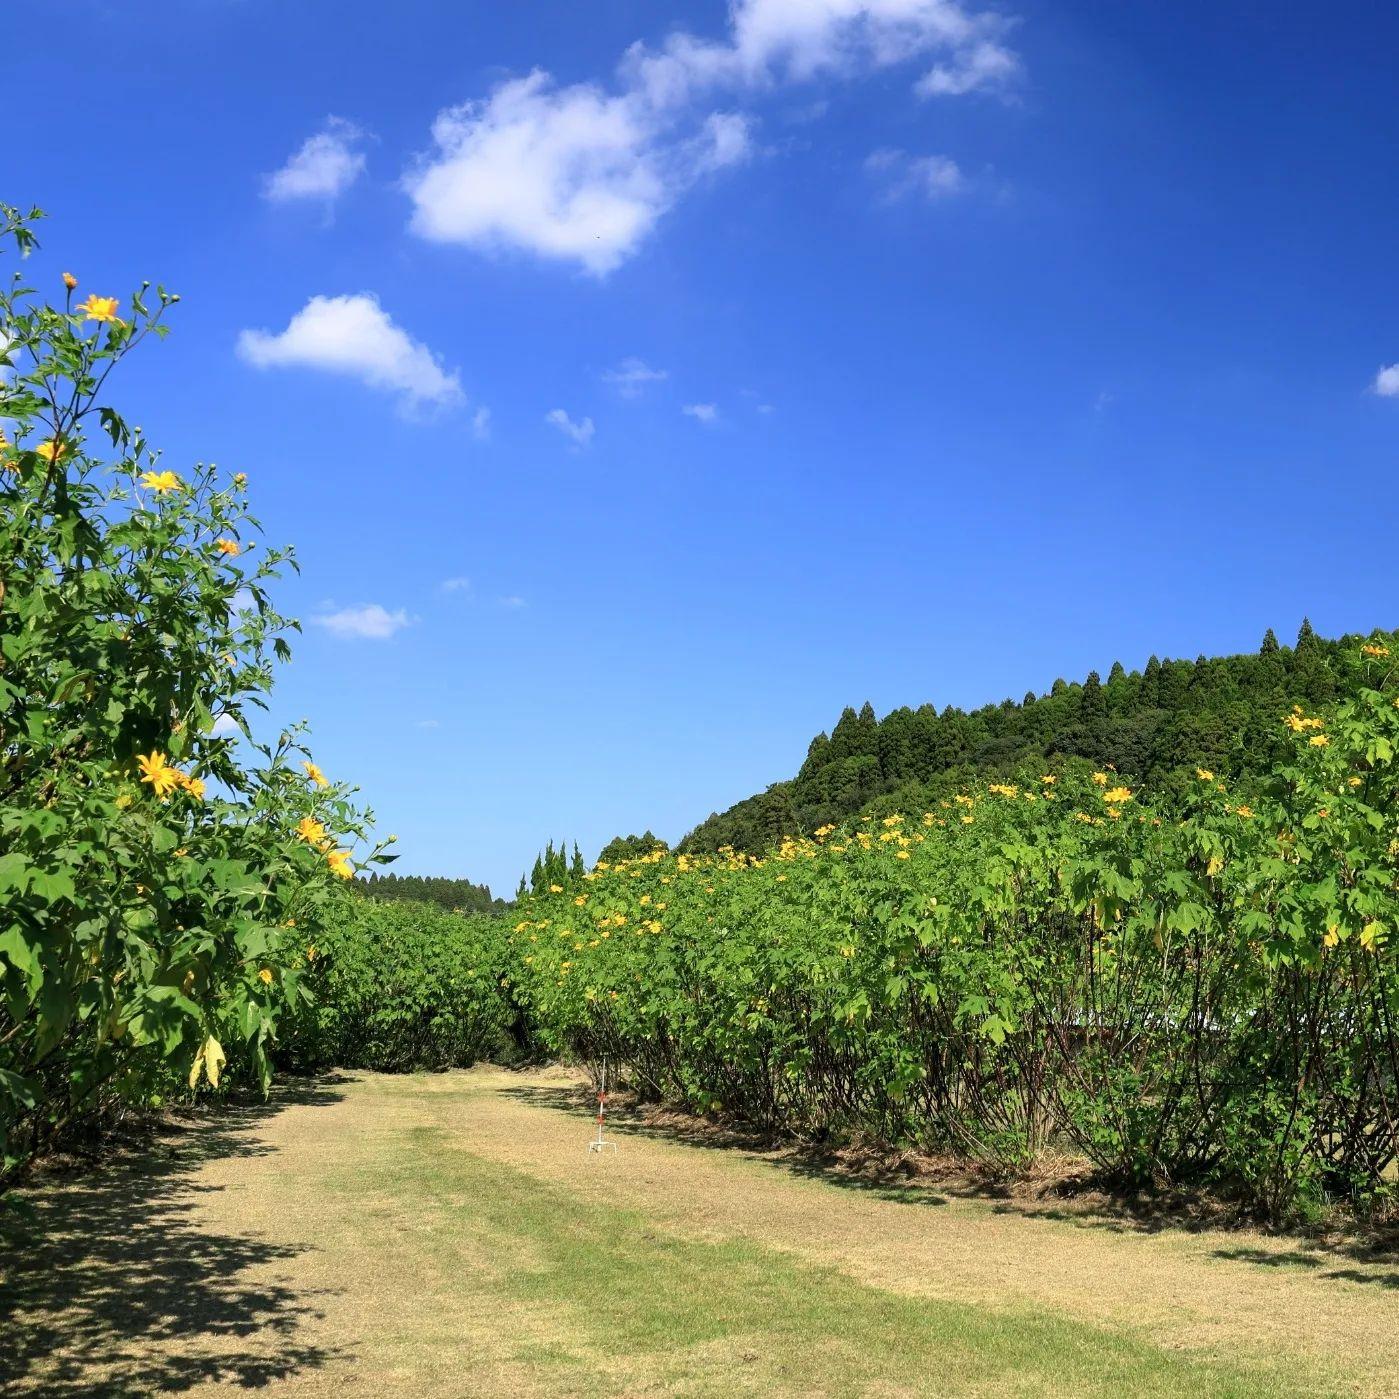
[587,1054,617,1155]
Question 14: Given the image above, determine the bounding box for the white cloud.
[440,576,473,595]
[237,294,462,409]
[264,117,368,204]
[546,408,596,446]
[1375,364,1399,398]
[603,357,669,396]
[867,147,966,199]
[916,37,1020,97]
[405,0,1015,273]
[682,402,719,423]
[405,72,670,275]
[499,595,528,608]
[312,604,415,640]
[416,718,442,729]
[625,0,1017,106]
[472,405,492,440]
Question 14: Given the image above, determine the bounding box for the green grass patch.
[336,1123,1339,1398]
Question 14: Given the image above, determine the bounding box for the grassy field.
[5,1067,1399,1396]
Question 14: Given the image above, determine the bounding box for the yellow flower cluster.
[135,750,204,801]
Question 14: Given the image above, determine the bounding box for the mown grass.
[342,1121,1336,1398]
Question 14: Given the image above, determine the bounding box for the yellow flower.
[1102,786,1133,805]
[1308,733,1329,747]
[35,439,69,463]
[1236,804,1254,819]
[1041,775,1056,785]
[136,750,181,799]
[573,895,587,906]
[233,471,248,487]
[140,469,182,494]
[895,849,910,860]
[1197,768,1214,782]
[549,883,563,894]
[216,538,241,557]
[961,814,974,825]
[296,816,328,846]
[1091,772,1108,786]
[327,849,354,879]
[302,759,329,789]
[178,773,206,800]
[258,967,274,985]
[76,293,122,323]
[1362,643,1390,658]
[62,271,78,290]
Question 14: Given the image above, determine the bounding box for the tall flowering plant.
[0,204,386,1191]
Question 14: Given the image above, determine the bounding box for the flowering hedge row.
[495,664,1399,1221]
[279,898,516,1073]
[0,207,384,1191]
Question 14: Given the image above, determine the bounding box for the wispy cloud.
[472,405,492,440]
[498,595,528,609]
[545,408,596,446]
[416,718,442,729]
[602,357,669,396]
[1374,364,1399,398]
[312,603,416,640]
[237,294,462,410]
[682,402,719,423]
[439,576,473,595]
[866,147,966,200]
[403,1,1018,273]
[264,117,369,206]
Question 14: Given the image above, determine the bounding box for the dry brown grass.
[4,1063,1399,1396]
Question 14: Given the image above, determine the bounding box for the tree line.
[680,621,1383,853]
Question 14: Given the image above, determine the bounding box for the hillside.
[680,621,1394,853]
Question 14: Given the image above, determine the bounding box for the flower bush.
[0,205,385,1191]
[502,655,1399,1221]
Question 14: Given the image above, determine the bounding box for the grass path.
[6,1065,1399,1396]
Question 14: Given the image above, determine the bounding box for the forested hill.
[353,872,504,914]
[680,621,1397,855]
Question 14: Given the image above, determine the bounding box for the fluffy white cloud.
[312,604,415,640]
[264,117,368,204]
[237,294,461,408]
[405,73,669,275]
[682,402,719,423]
[603,357,669,395]
[1375,364,1399,397]
[405,0,1014,273]
[867,147,966,198]
[545,408,596,446]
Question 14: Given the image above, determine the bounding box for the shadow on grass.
[502,1078,1399,1280]
[500,1081,950,1208]
[0,1075,348,1396]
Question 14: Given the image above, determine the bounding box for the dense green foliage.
[0,207,382,1192]
[683,623,1379,854]
[596,831,670,865]
[354,871,503,915]
[486,656,1399,1221]
[280,899,515,1072]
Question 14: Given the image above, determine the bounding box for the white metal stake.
[587,1054,617,1155]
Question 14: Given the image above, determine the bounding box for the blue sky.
[12,0,1399,894]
